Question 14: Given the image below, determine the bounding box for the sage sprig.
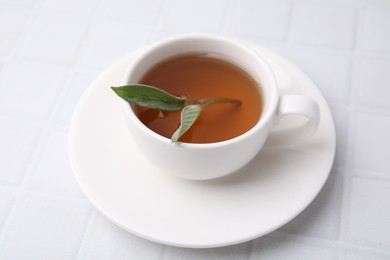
[111,84,185,111]
[111,84,241,143]
[171,105,202,143]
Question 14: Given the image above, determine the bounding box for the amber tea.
[134,53,263,143]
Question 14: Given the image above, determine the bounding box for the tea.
[134,53,263,143]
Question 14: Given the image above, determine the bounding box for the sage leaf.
[171,105,202,143]
[111,84,185,111]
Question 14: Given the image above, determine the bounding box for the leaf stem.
[186,98,241,107]
[111,84,242,143]
[171,98,241,142]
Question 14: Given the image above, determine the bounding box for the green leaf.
[111,84,185,111]
[171,105,202,143]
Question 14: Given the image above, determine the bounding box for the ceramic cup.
[120,34,320,180]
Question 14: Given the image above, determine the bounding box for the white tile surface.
[291,47,352,104]
[251,234,336,260]
[53,69,98,124]
[0,8,27,55]
[279,171,343,239]
[347,177,390,249]
[0,194,91,260]
[354,168,390,182]
[0,118,41,185]
[345,249,390,260]
[358,4,390,53]
[226,0,291,40]
[102,0,163,24]
[353,113,390,173]
[39,0,100,17]
[330,106,349,167]
[78,212,166,260]
[18,16,89,63]
[152,28,201,41]
[356,57,390,110]
[0,0,37,8]
[166,242,251,260]
[0,190,15,230]
[293,2,356,48]
[0,0,389,258]
[0,60,68,120]
[76,21,153,70]
[164,0,227,31]
[27,128,86,199]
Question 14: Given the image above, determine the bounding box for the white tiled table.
[0,0,389,259]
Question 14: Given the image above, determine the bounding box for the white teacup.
[119,34,320,180]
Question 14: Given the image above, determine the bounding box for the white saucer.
[69,44,335,248]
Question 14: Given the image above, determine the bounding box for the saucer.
[68,44,335,248]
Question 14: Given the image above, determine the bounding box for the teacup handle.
[267,95,320,147]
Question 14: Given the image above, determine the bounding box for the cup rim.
[120,33,278,148]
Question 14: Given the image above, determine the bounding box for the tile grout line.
[275,227,390,256]
[0,127,47,253]
[337,117,356,257]
[0,114,71,129]
[161,244,172,260]
[1,0,389,257]
[0,0,166,255]
[75,209,97,260]
[39,0,106,128]
[0,78,86,258]
[271,230,342,250]
[0,184,19,194]
[334,0,361,254]
[0,0,78,126]
[216,0,233,34]
[331,1,375,256]
[0,0,97,254]
[149,0,173,41]
[286,0,382,55]
[63,0,105,70]
[331,164,390,183]
[336,170,348,259]
[0,3,37,87]
[281,0,390,256]
[0,0,104,132]
[345,0,361,108]
[336,1,369,249]
[0,3,37,65]
[342,240,390,257]
[0,183,88,204]
[246,239,255,260]
[58,1,111,258]
[0,0,48,247]
[285,0,298,57]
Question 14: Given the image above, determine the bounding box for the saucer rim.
[69,43,336,248]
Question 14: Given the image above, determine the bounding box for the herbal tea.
[134,54,263,143]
